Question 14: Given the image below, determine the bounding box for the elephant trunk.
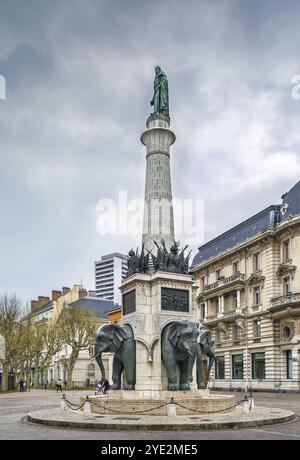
[95,352,106,380]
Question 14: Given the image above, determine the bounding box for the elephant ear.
[198,330,211,347]
[112,325,128,349]
[168,321,185,347]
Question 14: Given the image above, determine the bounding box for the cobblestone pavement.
[0,390,299,440]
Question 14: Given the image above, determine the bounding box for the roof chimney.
[31,300,39,312]
[62,287,71,296]
[52,290,62,301]
[37,296,50,309]
[79,289,88,299]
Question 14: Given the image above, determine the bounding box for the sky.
[1,0,300,304]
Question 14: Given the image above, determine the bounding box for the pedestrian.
[18,379,24,392]
[56,379,63,393]
[64,380,67,390]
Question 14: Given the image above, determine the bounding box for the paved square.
[0,390,299,440]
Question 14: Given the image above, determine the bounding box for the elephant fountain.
[94,323,136,390]
[196,329,215,389]
[161,320,200,391]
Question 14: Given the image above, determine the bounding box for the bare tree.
[38,322,64,386]
[57,307,100,388]
[0,294,23,391]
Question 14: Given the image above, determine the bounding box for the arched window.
[87,364,95,378]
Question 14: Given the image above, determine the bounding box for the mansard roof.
[192,180,300,267]
[69,297,117,319]
[280,181,300,223]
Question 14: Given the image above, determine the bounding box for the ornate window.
[282,325,292,341]
[282,240,290,262]
[283,277,291,295]
[233,325,241,342]
[200,276,206,291]
[232,261,239,275]
[254,320,262,338]
[253,253,261,272]
[253,286,261,306]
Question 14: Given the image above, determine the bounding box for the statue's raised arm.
[150,66,169,117]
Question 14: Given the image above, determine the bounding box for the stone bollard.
[83,396,92,416]
[167,397,177,417]
[249,393,255,410]
[242,398,250,414]
[61,394,68,412]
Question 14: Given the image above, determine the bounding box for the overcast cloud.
[1,0,300,303]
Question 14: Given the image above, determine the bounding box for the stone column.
[141,114,176,253]
[236,289,241,313]
[204,301,208,320]
[218,296,224,315]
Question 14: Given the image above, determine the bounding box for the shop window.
[252,352,265,380]
[286,350,293,379]
[215,356,225,379]
[232,354,244,379]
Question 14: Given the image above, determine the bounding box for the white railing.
[270,293,300,308]
[204,273,245,292]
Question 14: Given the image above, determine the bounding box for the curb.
[27,411,296,431]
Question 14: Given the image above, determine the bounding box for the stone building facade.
[192,181,300,392]
[24,285,115,387]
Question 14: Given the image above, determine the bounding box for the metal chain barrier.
[62,395,88,411]
[61,393,252,415]
[172,396,248,415]
[90,400,169,415]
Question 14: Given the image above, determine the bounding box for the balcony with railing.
[203,273,246,295]
[203,307,246,325]
[270,292,300,319]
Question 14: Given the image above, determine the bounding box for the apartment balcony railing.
[270,293,300,310]
[203,307,246,324]
[203,273,246,293]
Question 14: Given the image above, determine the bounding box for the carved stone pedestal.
[119,271,197,391]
